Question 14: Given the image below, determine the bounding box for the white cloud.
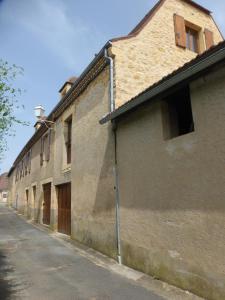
[0,0,104,71]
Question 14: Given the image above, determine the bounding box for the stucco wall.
[112,0,223,107]
[8,66,116,258]
[71,67,117,258]
[0,191,8,203]
[115,65,225,300]
[8,130,55,227]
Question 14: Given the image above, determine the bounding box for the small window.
[65,117,72,164]
[185,26,199,53]
[174,14,201,53]
[40,131,51,166]
[162,86,194,139]
[33,186,36,201]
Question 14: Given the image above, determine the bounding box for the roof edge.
[58,81,73,93]
[100,41,225,124]
[110,0,211,43]
[8,42,112,174]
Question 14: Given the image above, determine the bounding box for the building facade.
[0,172,8,203]
[8,0,224,299]
[101,40,225,300]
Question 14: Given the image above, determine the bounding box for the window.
[185,26,199,53]
[23,150,31,176]
[19,161,23,179]
[28,150,32,174]
[40,130,51,166]
[33,186,36,200]
[174,14,214,53]
[40,137,44,166]
[26,189,29,204]
[162,86,194,139]
[32,186,36,206]
[15,166,19,182]
[65,117,72,164]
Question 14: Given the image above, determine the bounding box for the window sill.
[164,130,196,142]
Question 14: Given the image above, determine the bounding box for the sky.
[0,0,225,173]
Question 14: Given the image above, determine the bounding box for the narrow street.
[0,204,164,300]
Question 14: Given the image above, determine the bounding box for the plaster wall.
[0,191,8,203]
[8,130,55,227]
[8,67,116,258]
[71,67,116,258]
[115,65,225,300]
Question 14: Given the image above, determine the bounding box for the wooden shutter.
[174,14,186,48]
[46,131,51,162]
[40,137,44,166]
[204,29,214,50]
[28,150,32,173]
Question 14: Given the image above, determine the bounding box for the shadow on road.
[0,251,18,299]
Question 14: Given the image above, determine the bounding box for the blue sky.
[0,0,225,172]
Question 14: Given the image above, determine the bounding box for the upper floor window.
[40,130,51,166]
[174,14,214,53]
[185,26,199,53]
[24,150,32,175]
[65,117,72,165]
[162,86,194,140]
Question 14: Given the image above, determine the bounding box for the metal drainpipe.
[104,48,122,265]
[104,48,115,112]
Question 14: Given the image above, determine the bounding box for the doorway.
[43,183,51,225]
[57,183,71,235]
[25,189,30,218]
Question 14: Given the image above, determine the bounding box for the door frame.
[57,182,71,236]
[42,182,52,226]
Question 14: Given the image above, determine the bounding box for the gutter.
[104,46,115,112]
[104,46,122,265]
[100,43,225,124]
[50,41,111,120]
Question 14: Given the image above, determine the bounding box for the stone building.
[0,172,8,203]
[7,0,224,299]
[101,40,225,300]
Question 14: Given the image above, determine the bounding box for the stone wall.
[112,0,223,107]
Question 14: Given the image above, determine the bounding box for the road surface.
[0,204,164,300]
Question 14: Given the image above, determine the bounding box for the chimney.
[34,105,46,131]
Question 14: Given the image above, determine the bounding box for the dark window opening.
[185,26,199,53]
[162,86,194,139]
[66,118,72,164]
[33,186,36,202]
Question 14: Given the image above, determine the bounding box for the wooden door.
[43,183,51,225]
[57,183,71,235]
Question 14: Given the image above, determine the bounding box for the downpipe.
[104,48,122,265]
[113,121,122,265]
[104,47,115,112]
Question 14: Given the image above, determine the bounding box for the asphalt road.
[0,204,164,300]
